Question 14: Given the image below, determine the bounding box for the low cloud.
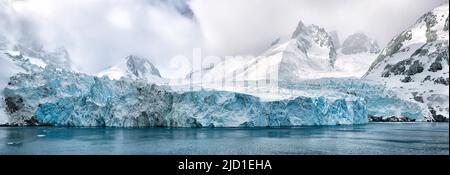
[1,0,448,78]
[191,0,448,56]
[4,0,202,76]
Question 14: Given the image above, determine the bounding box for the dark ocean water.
[0,123,448,155]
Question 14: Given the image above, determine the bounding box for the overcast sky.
[1,0,449,78]
[190,0,449,56]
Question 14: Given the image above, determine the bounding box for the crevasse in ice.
[3,67,368,127]
[280,78,424,119]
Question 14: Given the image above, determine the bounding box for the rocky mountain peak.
[126,55,162,78]
[341,33,380,55]
[290,20,337,67]
[328,31,341,49]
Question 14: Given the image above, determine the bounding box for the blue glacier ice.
[279,78,424,120]
[2,67,368,127]
[169,91,367,127]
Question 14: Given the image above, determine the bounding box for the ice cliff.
[3,67,368,127]
[279,79,425,120]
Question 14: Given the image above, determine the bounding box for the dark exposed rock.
[429,107,449,122]
[368,115,416,122]
[421,12,438,42]
[346,91,357,96]
[24,117,39,126]
[436,45,449,64]
[389,61,408,75]
[368,116,384,122]
[428,62,443,72]
[411,47,429,57]
[381,71,391,78]
[5,96,24,113]
[406,60,424,75]
[432,115,449,122]
[421,12,438,29]
[423,75,432,82]
[445,16,449,31]
[412,94,424,103]
[434,77,449,85]
[382,59,421,76]
[401,76,412,83]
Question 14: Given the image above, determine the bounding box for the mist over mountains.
[1,0,448,78]
[0,1,448,125]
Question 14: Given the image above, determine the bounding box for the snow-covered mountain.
[187,21,382,84]
[0,1,73,71]
[329,31,341,49]
[331,32,380,78]
[0,36,74,79]
[282,21,338,75]
[364,4,449,121]
[187,21,342,83]
[0,36,74,124]
[341,33,380,55]
[12,42,72,70]
[97,55,168,85]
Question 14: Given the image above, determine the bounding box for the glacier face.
[0,51,27,124]
[169,91,367,127]
[182,77,426,121]
[1,48,46,124]
[3,67,368,127]
[279,79,425,120]
[5,66,174,127]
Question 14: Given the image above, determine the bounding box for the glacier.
[3,66,368,127]
[0,50,31,124]
[2,2,446,127]
[180,77,426,121]
[278,79,425,120]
